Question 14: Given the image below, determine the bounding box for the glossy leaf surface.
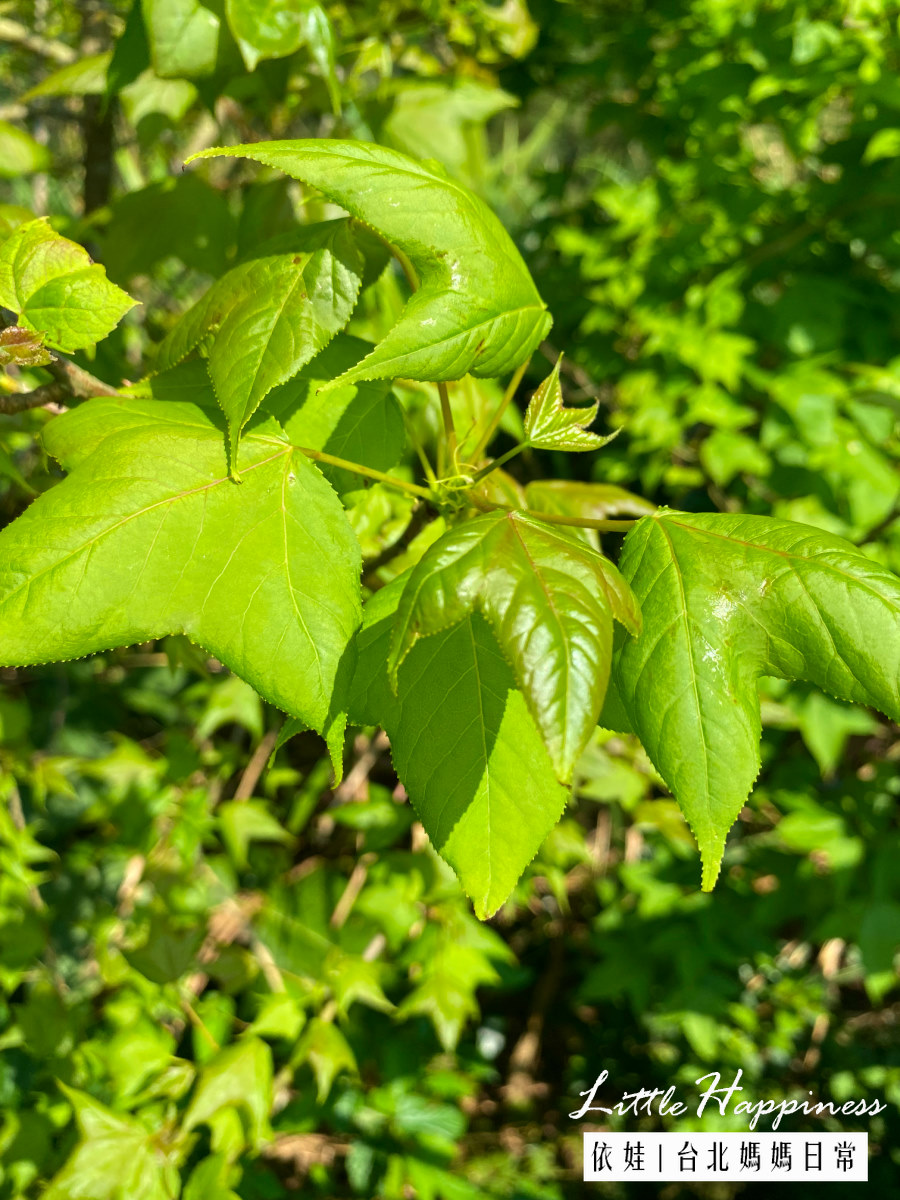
[187,139,552,386]
[0,218,135,352]
[388,511,640,781]
[351,581,569,918]
[615,512,900,887]
[0,398,361,738]
[524,358,617,452]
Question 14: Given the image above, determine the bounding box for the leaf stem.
[296,446,432,499]
[475,498,638,532]
[437,380,458,471]
[472,357,529,461]
[399,407,437,485]
[471,442,526,484]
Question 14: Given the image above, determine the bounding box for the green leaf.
[0,219,136,353]
[187,139,552,386]
[0,397,361,740]
[298,5,340,115]
[524,358,618,452]
[184,1038,273,1149]
[155,222,363,470]
[143,0,222,78]
[351,581,570,918]
[388,511,640,781]
[218,799,295,868]
[44,1084,180,1200]
[0,122,50,178]
[524,480,656,521]
[22,53,111,100]
[225,0,308,70]
[614,512,900,887]
[294,1018,357,1103]
[263,333,406,497]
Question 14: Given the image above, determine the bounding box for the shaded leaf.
[263,333,406,496]
[187,139,552,386]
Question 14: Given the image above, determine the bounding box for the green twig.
[437,381,457,471]
[474,498,637,532]
[472,357,529,461]
[296,446,431,499]
[471,442,527,484]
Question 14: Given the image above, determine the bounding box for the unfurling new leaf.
[524,357,618,452]
[614,512,900,888]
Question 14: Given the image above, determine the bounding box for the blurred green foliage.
[0,0,898,1196]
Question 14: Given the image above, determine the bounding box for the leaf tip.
[700,845,725,891]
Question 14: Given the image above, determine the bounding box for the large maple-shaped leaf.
[614,512,900,887]
[187,139,552,386]
[0,398,361,740]
[387,511,640,781]
[350,579,569,918]
[154,221,363,471]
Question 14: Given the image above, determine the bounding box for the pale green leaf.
[524,479,656,547]
[0,219,136,352]
[0,122,50,178]
[225,0,308,70]
[154,222,363,469]
[218,799,295,868]
[184,1038,273,1149]
[298,5,340,114]
[524,480,656,521]
[187,139,552,386]
[524,358,618,452]
[22,53,111,100]
[614,512,900,888]
[388,511,640,781]
[350,581,570,918]
[0,398,361,739]
[143,0,222,78]
[44,1084,180,1200]
[295,1019,357,1103]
